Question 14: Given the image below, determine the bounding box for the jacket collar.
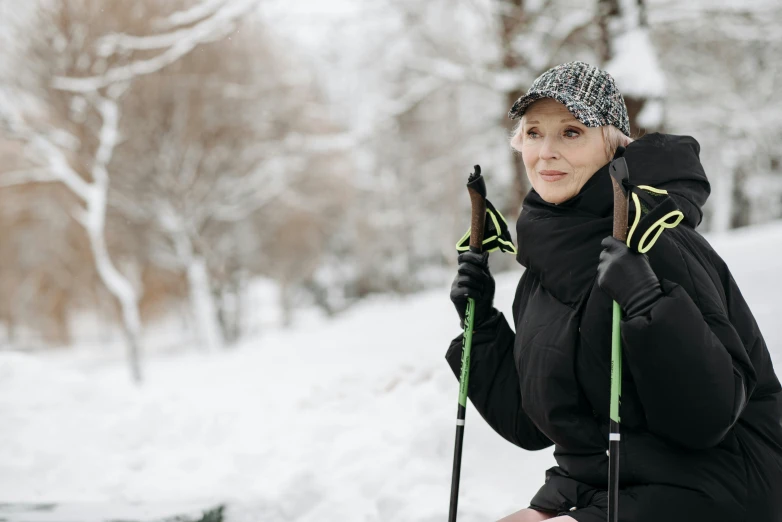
[515,132,710,306]
[516,162,614,306]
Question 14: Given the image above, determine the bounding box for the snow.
[635,99,664,129]
[606,28,666,99]
[1,221,781,521]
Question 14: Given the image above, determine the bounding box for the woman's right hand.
[450,250,497,329]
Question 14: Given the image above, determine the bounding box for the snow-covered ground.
[1,222,781,522]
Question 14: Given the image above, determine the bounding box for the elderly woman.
[447,61,782,522]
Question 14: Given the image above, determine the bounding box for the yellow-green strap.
[626,186,685,253]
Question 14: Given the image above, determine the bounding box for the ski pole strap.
[625,185,684,253]
[456,199,517,255]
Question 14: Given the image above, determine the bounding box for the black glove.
[597,236,662,317]
[450,250,498,329]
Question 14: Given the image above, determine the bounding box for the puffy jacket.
[446,133,782,522]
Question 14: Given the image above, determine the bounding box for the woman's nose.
[539,136,561,160]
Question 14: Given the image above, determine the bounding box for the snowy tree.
[0,149,98,347]
[109,23,348,344]
[266,0,666,297]
[648,1,782,231]
[0,0,261,380]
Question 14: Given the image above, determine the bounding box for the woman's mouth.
[539,170,567,182]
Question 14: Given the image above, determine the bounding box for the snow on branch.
[0,168,59,187]
[152,0,228,30]
[386,76,446,116]
[210,178,289,222]
[606,28,666,98]
[96,0,249,53]
[0,94,121,224]
[90,95,121,180]
[283,131,359,153]
[536,9,596,70]
[53,0,260,93]
[404,53,532,95]
[25,132,93,201]
[404,57,491,89]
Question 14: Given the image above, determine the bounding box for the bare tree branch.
[53,0,260,93]
[0,168,59,187]
[152,0,229,30]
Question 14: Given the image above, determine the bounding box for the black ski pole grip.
[609,157,629,241]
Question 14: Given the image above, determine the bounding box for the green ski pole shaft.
[448,166,486,522]
[448,297,475,522]
[608,158,629,522]
[609,299,622,520]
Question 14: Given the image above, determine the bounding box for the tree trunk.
[85,94,145,383]
[186,255,225,351]
[217,271,244,345]
[280,281,294,328]
[712,148,738,233]
[122,320,143,384]
[498,0,532,218]
[597,0,621,63]
[87,213,144,383]
[214,284,240,346]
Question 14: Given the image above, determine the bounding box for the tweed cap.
[508,61,630,137]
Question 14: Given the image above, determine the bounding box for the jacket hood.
[621,133,710,228]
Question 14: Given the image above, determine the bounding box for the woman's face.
[517,99,608,204]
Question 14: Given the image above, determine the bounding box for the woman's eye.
[526,130,539,138]
[564,129,580,138]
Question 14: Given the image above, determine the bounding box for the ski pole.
[608,157,629,522]
[448,165,487,522]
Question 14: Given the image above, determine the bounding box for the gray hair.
[601,124,634,160]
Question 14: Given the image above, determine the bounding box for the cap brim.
[507,89,607,129]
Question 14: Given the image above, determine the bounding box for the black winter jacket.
[446,134,782,521]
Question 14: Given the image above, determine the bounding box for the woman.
[447,61,782,522]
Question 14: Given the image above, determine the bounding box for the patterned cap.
[508,61,630,137]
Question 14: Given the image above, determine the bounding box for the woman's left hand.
[597,236,662,317]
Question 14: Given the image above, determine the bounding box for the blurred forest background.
[0,0,780,381]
